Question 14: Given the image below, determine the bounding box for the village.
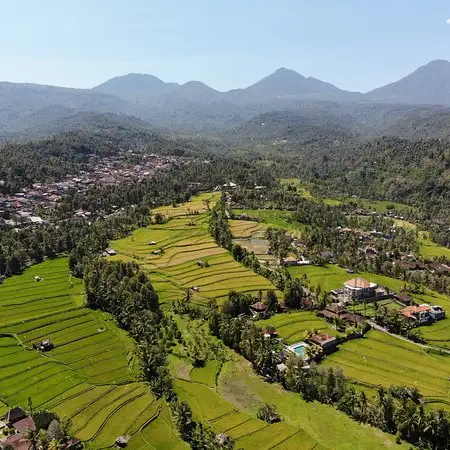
[0,152,190,227]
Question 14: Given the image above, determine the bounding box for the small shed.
[216,433,231,446]
[115,435,130,448]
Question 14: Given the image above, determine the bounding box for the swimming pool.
[287,341,309,359]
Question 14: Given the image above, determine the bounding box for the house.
[216,433,232,446]
[33,339,54,352]
[105,248,117,256]
[428,263,450,275]
[115,435,130,448]
[0,433,32,450]
[0,407,27,428]
[0,408,36,450]
[250,302,268,319]
[318,304,365,327]
[307,333,337,352]
[430,305,445,320]
[393,293,415,306]
[400,305,432,325]
[280,256,299,267]
[344,277,377,301]
[339,312,366,326]
[318,303,346,321]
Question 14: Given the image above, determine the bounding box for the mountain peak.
[245,67,348,98]
[367,59,450,105]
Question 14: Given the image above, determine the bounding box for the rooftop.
[344,277,376,289]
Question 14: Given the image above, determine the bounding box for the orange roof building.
[344,277,377,301]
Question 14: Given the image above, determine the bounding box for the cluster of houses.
[0,407,80,450]
[333,276,446,327]
[0,153,186,228]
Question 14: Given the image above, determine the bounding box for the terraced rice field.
[170,355,319,450]
[323,330,450,410]
[257,311,339,344]
[111,210,281,305]
[232,209,307,237]
[229,219,266,238]
[153,192,220,218]
[0,258,185,449]
[419,231,450,260]
[0,258,84,326]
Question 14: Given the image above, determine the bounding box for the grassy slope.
[0,258,184,449]
[218,358,408,449]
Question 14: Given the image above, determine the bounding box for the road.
[368,320,450,355]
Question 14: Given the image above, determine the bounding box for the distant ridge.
[367,59,450,105]
[0,60,450,134]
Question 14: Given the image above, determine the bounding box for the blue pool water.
[292,344,306,357]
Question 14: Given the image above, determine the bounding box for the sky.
[0,0,449,92]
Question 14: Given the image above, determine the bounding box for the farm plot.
[174,377,313,450]
[0,258,83,325]
[111,207,281,304]
[419,231,450,259]
[152,192,220,218]
[0,257,179,448]
[229,220,265,238]
[232,209,306,237]
[323,330,450,409]
[257,312,339,344]
[419,318,450,349]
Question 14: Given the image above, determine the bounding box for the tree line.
[83,259,234,449]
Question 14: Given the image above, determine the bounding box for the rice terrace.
[0,189,449,449]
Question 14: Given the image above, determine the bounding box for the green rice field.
[257,311,339,344]
[419,231,450,260]
[110,204,281,305]
[0,257,185,449]
[323,330,450,410]
[232,209,307,237]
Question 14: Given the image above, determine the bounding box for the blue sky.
[1,0,449,92]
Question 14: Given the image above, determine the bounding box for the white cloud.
[447,18,450,24]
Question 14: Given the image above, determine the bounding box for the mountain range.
[1,59,450,135]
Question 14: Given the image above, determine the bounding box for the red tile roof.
[1,433,32,450]
[400,304,430,319]
[309,333,336,346]
[13,416,36,433]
